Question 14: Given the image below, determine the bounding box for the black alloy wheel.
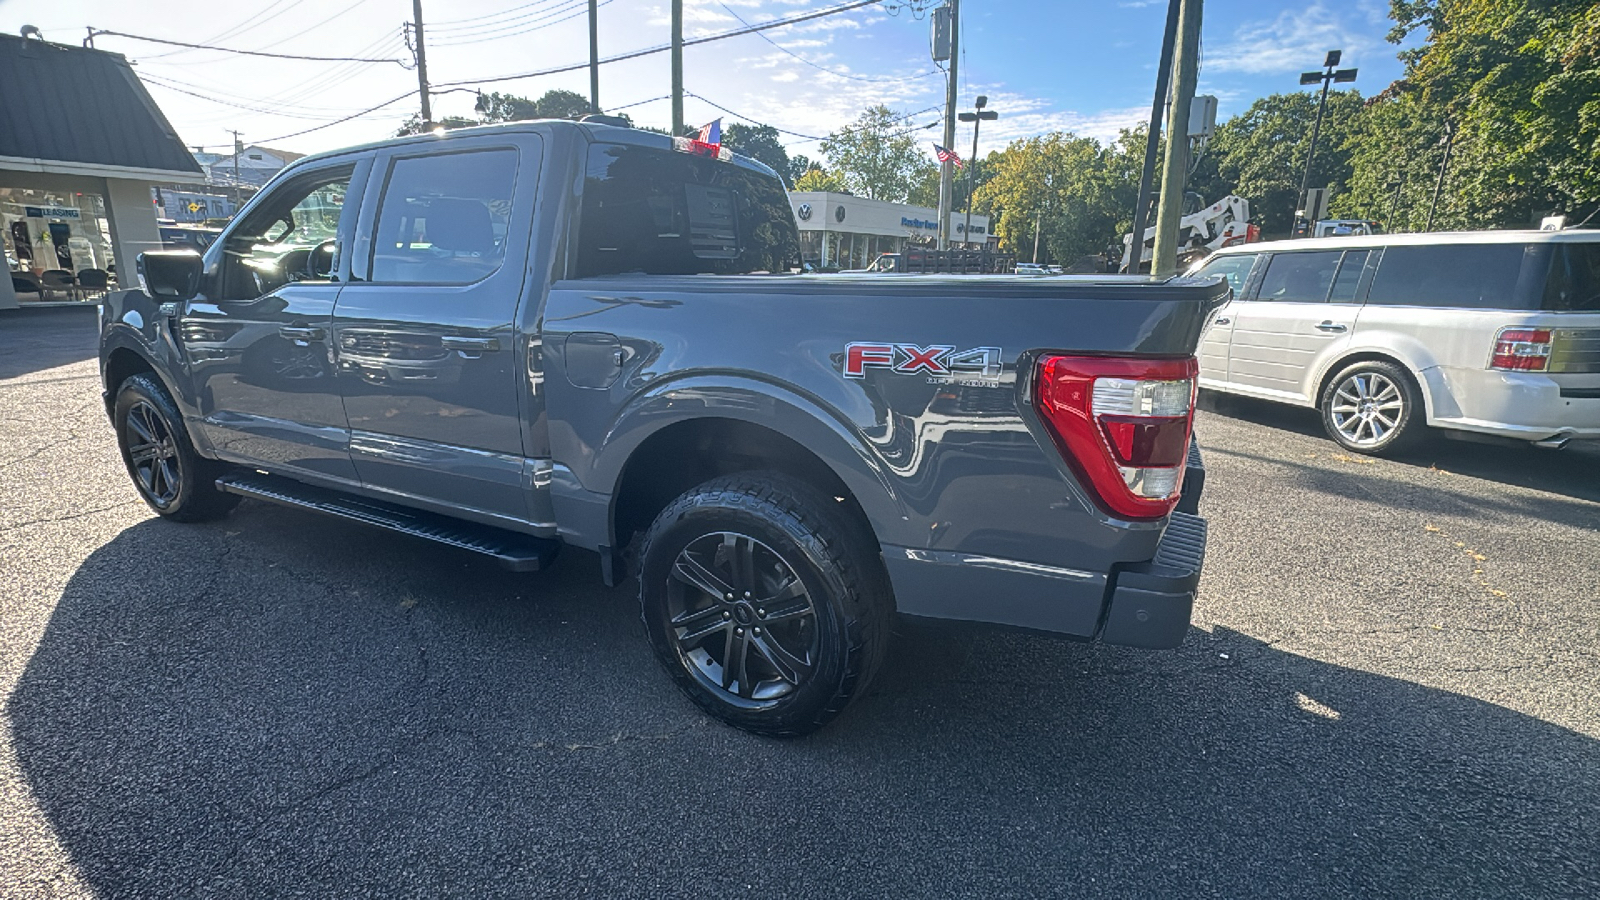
[123,399,182,509]
[666,531,820,706]
[114,374,240,522]
[638,473,892,737]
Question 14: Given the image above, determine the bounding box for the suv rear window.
[1542,241,1600,311]
[576,143,799,277]
[1366,243,1534,308]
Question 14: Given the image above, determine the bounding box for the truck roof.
[1212,228,1600,254]
[278,118,783,182]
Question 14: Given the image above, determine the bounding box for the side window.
[1542,242,1600,311]
[370,148,518,285]
[1256,250,1343,303]
[576,142,800,277]
[1366,243,1532,308]
[219,167,352,301]
[1193,254,1257,296]
[1328,250,1370,303]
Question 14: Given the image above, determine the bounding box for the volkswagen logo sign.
[835,205,846,223]
[796,203,812,221]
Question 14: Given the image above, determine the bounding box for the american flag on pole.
[934,143,963,168]
[696,118,722,149]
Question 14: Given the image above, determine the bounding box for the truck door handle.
[1314,321,1348,333]
[441,335,500,354]
[278,325,325,341]
[1213,316,1231,326]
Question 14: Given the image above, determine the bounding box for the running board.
[215,472,559,572]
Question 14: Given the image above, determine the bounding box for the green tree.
[1198,90,1366,237]
[788,154,814,186]
[974,132,1130,263]
[722,123,792,185]
[393,114,478,137]
[820,106,924,202]
[794,167,849,192]
[475,89,595,123]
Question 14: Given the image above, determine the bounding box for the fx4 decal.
[843,342,1004,383]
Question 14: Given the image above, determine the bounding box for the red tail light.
[1034,355,1197,520]
[1489,328,1552,372]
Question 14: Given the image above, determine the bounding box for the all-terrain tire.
[113,374,240,522]
[637,472,893,737]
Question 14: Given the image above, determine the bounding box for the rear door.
[1189,252,1260,389]
[1227,248,1368,402]
[331,134,543,524]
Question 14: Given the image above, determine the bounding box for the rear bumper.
[882,444,1208,648]
[1426,367,1600,441]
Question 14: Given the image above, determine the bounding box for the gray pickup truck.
[100,120,1223,735]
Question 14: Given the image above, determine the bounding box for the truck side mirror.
[137,250,203,301]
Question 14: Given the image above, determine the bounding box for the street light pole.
[1425,121,1456,232]
[958,95,997,247]
[1293,51,1358,237]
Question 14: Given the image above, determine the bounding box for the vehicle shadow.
[11,512,1599,897]
[0,306,100,380]
[1201,390,1600,507]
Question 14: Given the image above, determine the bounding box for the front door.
[1227,249,1368,401]
[1189,252,1260,388]
[179,158,368,482]
[332,136,541,523]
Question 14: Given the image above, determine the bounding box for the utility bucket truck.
[1122,194,1256,273]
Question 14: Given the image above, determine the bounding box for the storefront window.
[3,187,116,302]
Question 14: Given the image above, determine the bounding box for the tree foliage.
[722,123,792,186]
[476,89,595,123]
[394,114,478,137]
[794,167,849,192]
[819,105,924,202]
[974,132,1137,264]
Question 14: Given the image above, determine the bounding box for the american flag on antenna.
[696,118,722,149]
[934,144,963,168]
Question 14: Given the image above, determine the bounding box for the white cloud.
[1204,3,1381,75]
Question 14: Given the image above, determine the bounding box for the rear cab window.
[576,142,799,277]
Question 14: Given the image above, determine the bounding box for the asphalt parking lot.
[2,306,1597,898]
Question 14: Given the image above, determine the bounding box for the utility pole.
[588,0,601,113]
[1150,0,1200,278]
[1292,51,1358,236]
[671,0,684,135]
[936,0,960,250]
[1425,122,1455,232]
[1386,173,1405,231]
[1126,0,1181,273]
[411,0,433,129]
[228,129,244,206]
[1032,208,1042,263]
[959,95,997,246]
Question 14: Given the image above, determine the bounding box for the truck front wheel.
[637,473,891,737]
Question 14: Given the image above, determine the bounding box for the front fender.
[98,289,197,422]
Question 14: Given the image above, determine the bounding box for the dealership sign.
[24,206,81,219]
[900,216,938,231]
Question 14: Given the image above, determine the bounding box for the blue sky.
[0,0,1415,161]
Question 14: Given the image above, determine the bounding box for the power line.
[430,0,614,47]
[429,0,574,30]
[141,74,402,121]
[254,91,421,144]
[88,28,406,65]
[434,0,885,89]
[430,0,588,38]
[716,1,938,84]
[684,93,827,141]
[248,0,382,53]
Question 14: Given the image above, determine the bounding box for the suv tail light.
[1033,355,1197,520]
[1489,328,1552,372]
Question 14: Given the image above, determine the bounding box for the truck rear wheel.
[637,473,891,737]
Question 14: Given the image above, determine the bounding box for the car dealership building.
[787,191,992,269]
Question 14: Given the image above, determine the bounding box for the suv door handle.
[279,325,325,341]
[441,335,500,354]
[1314,321,1348,333]
[1213,316,1231,326]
